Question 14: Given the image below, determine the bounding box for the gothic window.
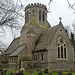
[39,10,41,20]
[33,10,35,13]
[61,46,63,58]
[14,58,16,63]
[33,10,35,16]
[9,58,11,63]
[28,52,31,56]
[58,47,60,58]
[57,37,67,59]
[10,58,12,63]
[41,54,44,61]
[11,58,13,63]
[42,11,45,21]
[34,54,37,61]
[64,48,66,58]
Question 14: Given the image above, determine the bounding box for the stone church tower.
[20,3,50,58]
[25,3,47,26]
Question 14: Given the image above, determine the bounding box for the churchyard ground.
[1,69,75,75]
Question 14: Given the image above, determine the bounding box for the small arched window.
[42,11,45,21]
[33,10,35,14]
[33,10,35,16]
[57,37,67,59]
[39,10,41,20]
[26,11,29,23]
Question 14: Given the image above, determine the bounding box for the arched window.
[33,10,35,14]
[33,10,35,16]
[27,11,29,22]
[41,54,44,61]
[42,11,45,21]
[34,54,37,61]
[39,10,41,20]
[57,37,67,59]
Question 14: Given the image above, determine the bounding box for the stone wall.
[18,47,28,61]
[33,51,48,69]
[48,27,74,71]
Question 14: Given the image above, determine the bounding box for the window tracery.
[57,37,67,59]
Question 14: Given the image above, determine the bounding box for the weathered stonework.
[6,3,74,71]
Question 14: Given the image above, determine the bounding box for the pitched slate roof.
[9,44,26,57]
[34,23,64,51]
[5,37,20,54]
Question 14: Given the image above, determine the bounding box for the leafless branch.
[66,0,75,11]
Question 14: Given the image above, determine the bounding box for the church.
[5,3,74,71]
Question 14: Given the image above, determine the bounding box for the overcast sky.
[2,0,75,47]
[21,0,75,27]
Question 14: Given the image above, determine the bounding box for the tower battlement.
[25,3,48,26]
[25,3,47,11]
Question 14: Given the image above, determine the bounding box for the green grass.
[52,72,58,75]
[5,69,75,75]
[33,71,38,75]
[24,73,29,75]
[6,71,12,75]
[72,72,75,75]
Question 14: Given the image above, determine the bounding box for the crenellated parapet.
[23,3,51,28]
[25,3,47,11]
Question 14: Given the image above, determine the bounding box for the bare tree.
[0,0,25,49]
[48,0,75,12]
[65,25,72,38]
[72,20,75,39]
[66,0,75,12]
[0,0,24,28]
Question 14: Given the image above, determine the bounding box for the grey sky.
[2,0,75,47]
[20,0,75,27]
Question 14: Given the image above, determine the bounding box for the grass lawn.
[72,72,75,75]
[33,72,38,75]
[6,70,12,75]
[5,70,75,75]
[52,72,58,75]
[24,73,29,75]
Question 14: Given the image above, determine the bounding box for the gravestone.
[70,69,72,73]
[67,73,72,75]
[47,72,52,75]
[0,69,2,72]
[38,72,43,75]
[50,73,52,75]
[16,73,19,75]
[10,73,13,75]
[0,69,2,75]
[58,71,62,75]
[44,69,48,74]
[2,70,7,75]
[19,71,23,75]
